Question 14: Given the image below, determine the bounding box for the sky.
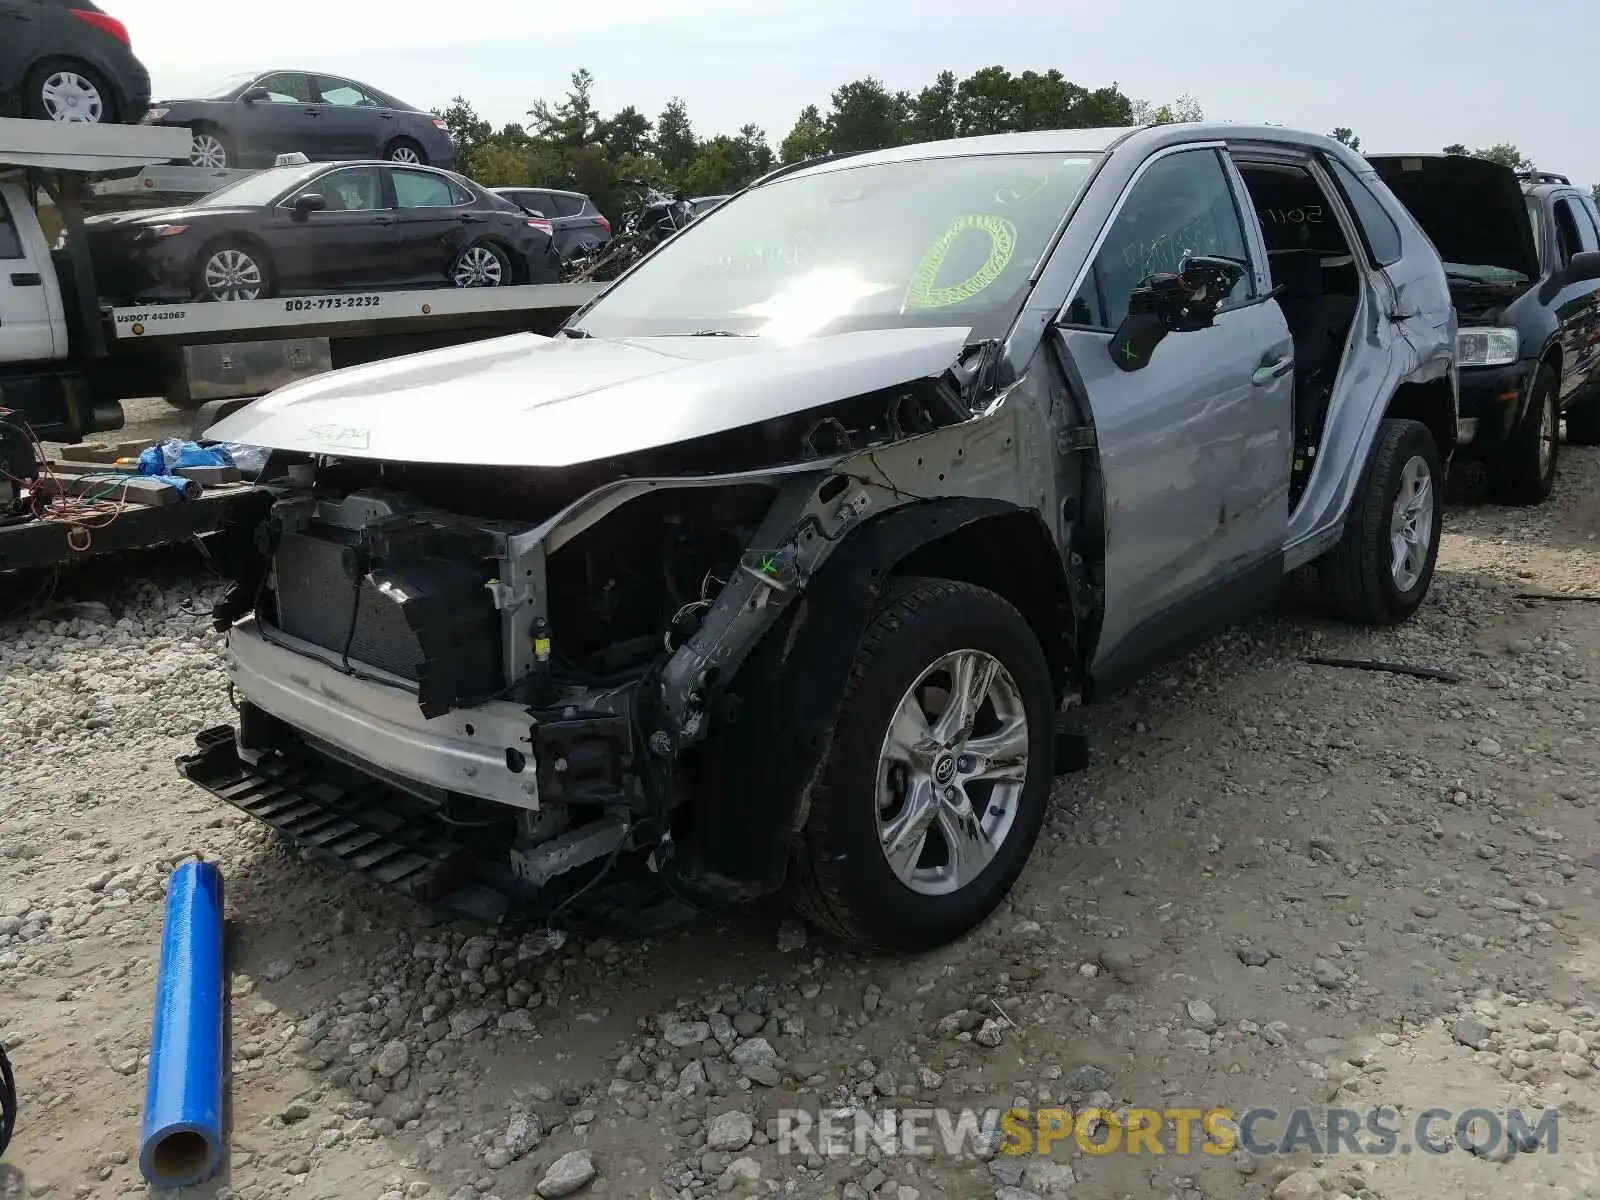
[111,0,1600,189]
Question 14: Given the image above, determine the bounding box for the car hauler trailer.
[0,118,601,572]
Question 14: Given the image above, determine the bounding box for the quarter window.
[393,169,458,208]
[1072,148,1255,329]
[1324,156,1402,266]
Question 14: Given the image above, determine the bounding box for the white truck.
[0,117,600,445]
[0,118,606,573]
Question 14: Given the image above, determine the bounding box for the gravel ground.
[2,436,1599,1200]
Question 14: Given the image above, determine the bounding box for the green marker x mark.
[1120,340,1138,361]
[759,554,778,574]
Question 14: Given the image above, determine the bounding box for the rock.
[373,1040,409,1079]
[536,1150,597,1198]
[1186,999,1219,1032]
[705,1110,754,1152]
[776,918,808,952]
[663,1020,711,1048]
[1310,959,1345,989]
[720,1157,761,1187]
[447,1007,489,1037]
[505,1112,542,1159]
[1273,1170,1324,1200]
[1452,1019,1492,1050]
[1304,1038,1343,1057]
[1021,1159,1078,1195]
[1064,1065,1112,1093]
[975,1018,1006,1048]
[730,1037,779,1071]
[1237,947,1270,967]
[497,1009,536,1033]
[1477,738,1503,757]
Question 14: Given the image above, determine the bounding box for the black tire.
[1566,392,1600,447]
[788,577,1057,952]
[1488,365,1559,505]
[383,137,427,166]
[187,124,233,169]
[23,58,117,123]
[191,240,274,303]
[1321,417,1443,626]
[451,241,512,287]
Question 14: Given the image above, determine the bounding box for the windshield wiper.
[688,329,751,337]
[560,327,592,338]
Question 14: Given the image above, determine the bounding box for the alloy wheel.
[389,145,421,164]
[202,249,264,302]
[1388,454,1435,592]
[452,246,504,287]
[41,72,104,122]
[874,649,1029,897]
[1538,393,1557,480]
[190,134,228,169]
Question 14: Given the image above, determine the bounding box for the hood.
[1366,154,1540,281]
[205,325,976,468]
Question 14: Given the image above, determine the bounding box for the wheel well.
[1385,376,1457,457]
[892,510,1076,701]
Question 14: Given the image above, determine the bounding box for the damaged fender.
[662,494,1072,907]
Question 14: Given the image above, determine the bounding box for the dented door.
[1052,146,1293,687]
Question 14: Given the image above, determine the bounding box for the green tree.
[734,124,775,179]
[823,77,909,153]
[1330,127,1361,151]
[906,69,958,142]
[1442,143,1468,155]
[655,98,698,173]
[1592,182,1600,206]
[601,105,653,160]
[529,68,602,150]
[954,66,1021,135]
[434,96,492,164]
[779,104,828,164]
[1129,94,1203,126]
[1443,142,1531,170]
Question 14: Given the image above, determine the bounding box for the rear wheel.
[384,137,426,165]
[24,59,116,123]
[188,126,231,168]
[451,242,511,287]
[1566,392,1600,447]
[193,241,273,302]
[1320,417,1443,626]
[788,577,1056,952]
[1488,365,1559,505]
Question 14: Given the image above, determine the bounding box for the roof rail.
[1517,169,1570,185]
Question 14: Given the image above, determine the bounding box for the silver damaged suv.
[187,123,1458,951]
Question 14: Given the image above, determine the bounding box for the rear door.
[308,75,387,158]
[1550,193,1600,402]
[1052,145,1292,688]
[389,167,475,285]
[0,184,61,362]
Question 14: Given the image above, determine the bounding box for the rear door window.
[1553,198,1589,264]
[393,170,459,209]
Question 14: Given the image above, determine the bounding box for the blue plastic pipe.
[139,859,225,1189]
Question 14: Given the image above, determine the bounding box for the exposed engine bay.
[184,348,1061,928]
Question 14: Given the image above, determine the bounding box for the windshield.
[190,164,323,208]
[571,151,1100,340]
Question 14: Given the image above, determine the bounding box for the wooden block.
[34,472,187,506]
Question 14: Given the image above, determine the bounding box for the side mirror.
[291,193,326,220]
[1108,256,1249,371]
[1109,311,1170,371]
[240,86,270,103]
[1568,250,1600,284]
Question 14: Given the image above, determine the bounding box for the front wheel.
[193,241,272,302]
[1488,365,1559,505]
[451,242,511,287]
[1320,417,1443,626]
[788,577,1056,952]
[188,127,231,168]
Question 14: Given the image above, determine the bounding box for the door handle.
[10,272,42,286]
[303,108,320,117]
[458,214,485,224]
[368,216,396,225]
[1252,355,1294,386]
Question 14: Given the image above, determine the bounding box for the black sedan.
[0,0,151,123]
[142,69,456,171]
[82,159,561,302]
